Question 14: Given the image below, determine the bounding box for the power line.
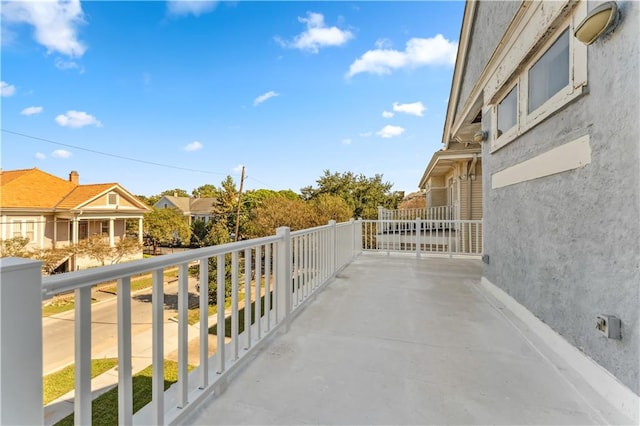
[2,128,227,176]
[2,128,281,191]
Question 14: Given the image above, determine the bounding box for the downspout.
[468,154,478,219]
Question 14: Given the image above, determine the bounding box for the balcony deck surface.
[185,254,631,425]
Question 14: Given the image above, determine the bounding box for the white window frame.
[11,219,37,243]
[490,4,587,153]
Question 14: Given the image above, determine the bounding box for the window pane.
[497,85,518,136]
[528,29,569,113]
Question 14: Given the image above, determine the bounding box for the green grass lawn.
[55,360,193,426]
[209,292,273,337]
[42,298,98,317]
[44,358,119,405]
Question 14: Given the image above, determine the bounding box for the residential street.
[42,276,199,375]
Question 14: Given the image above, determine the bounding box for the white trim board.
[491,135,591,189]
[480,276,639,423]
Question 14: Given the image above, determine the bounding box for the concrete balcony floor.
[185,254,632,425]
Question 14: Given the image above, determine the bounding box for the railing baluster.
[117,277,133,425]
[216,254,226,373]
[255,245,262,339]
[151,268,165,425]
[244,248,252,349]
[264,244,271,331]
[199,258,209,388]
[74,286,91,426]
[177,263,189,408]
[231,251,239,360]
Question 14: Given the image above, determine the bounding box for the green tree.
[192,184,219,198]
[312,194,353,223]
[192,222,233,305]
[190,219,211,247]
[250,196,319,237]
[161,188,189,197]
[143,208,191,254]
[302,170,401,219]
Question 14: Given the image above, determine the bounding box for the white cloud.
[183,141,203,152]
[393,101,426,117]
[359,131,372,137]
[167,1,218,17]
[51,149,72,158]
[347,34,457,78]
[276,12,353,53]
[382,111,394,118]
[1,81,16,97]
[54,57,83,72]
[1,0,86,57]
[35,152,46,160]
[341,138,352,145]
[55,110,102,128]
[377,125,405,139]
[232,164,244,173]
[254,90,279,106]
[375,38,392,49]
[21,106,43,116]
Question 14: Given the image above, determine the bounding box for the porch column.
[1,215,5,240]
[138,217,144,244]
[0,258,43,424]
[109,218,115,247]
[53,217,58,245]
[72,217,79,244]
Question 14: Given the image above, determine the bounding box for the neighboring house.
[437,0,638,404]
[0,168,150,271]
[154,195,217,224]
[419,143,482,222]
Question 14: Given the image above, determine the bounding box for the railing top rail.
[362,219,482,223]
[42,234,281,298]
[290,222,333,237]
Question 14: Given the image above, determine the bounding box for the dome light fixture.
[574,1,620,45]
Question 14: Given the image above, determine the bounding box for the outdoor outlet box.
[596,314,621,339]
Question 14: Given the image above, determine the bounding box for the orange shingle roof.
[0,168,148,211]
[0,168,76,208]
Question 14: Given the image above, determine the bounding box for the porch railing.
[362,219,482,257]
[0,219,361,425]
[378,205,454,221]
[0,217,478,425]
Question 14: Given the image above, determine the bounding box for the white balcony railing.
[0,217,479,425]
[378,205,455,222]
[0,220,361,425]
[362,219,483,256]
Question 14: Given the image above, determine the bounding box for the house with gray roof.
[153,195,217,224]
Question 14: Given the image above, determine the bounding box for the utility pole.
[234,166,245,242]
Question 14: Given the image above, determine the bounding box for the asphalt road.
[42,276,199,375]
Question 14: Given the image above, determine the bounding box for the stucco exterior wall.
[455,0,522,117]
[482,0,639,393]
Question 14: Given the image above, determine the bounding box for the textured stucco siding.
[483,0,639,393]
[455,0,522,118]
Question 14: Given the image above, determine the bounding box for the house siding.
[455,0,522,117]
[483,0,639,393]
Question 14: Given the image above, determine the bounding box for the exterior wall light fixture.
[473,130,488,143]
[574,1,621,45]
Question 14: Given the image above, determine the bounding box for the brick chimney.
[69,170,79,184]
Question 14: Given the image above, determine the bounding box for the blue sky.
[1,1,464,196]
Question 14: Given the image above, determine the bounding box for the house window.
[528,29,569,113]
[101,220,109,235]
[107,192,118,205]
[489,3,587,153]
[25,222,34,241]
[12,220,36,242]
[497,85,517,137]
